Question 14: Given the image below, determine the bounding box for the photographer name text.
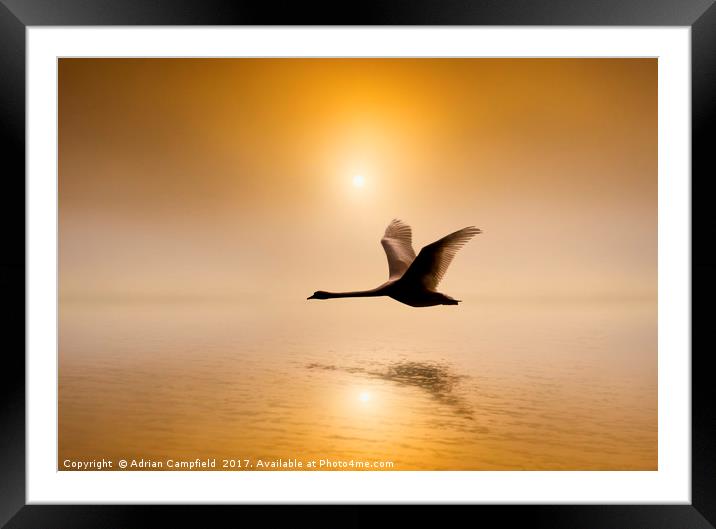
[62,457,394,470]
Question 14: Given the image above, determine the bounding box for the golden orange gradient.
[58,59,657,470]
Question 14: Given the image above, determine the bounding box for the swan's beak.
[307,294,317,300]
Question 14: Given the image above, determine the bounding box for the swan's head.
[308,291,330,300]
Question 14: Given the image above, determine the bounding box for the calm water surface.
[59,299,656,470]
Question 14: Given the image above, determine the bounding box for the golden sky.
[58,58,656,303]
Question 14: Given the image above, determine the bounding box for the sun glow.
[359,391,371,403]
[352,175,365,188]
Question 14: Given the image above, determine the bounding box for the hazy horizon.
[59,58,656,305]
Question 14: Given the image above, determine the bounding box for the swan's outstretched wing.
[381,219,416,279]
[400,226,481,290]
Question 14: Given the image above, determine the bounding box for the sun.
[352,175,365,188]
[358,391,371,403]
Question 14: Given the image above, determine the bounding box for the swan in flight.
[308,220,481,307]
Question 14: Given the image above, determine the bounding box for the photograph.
[58,57,657,472]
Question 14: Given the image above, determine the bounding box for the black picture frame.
[1,1,713,527]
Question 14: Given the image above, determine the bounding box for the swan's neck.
[323,288,383,299]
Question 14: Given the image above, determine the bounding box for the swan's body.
[308,220,481,307]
